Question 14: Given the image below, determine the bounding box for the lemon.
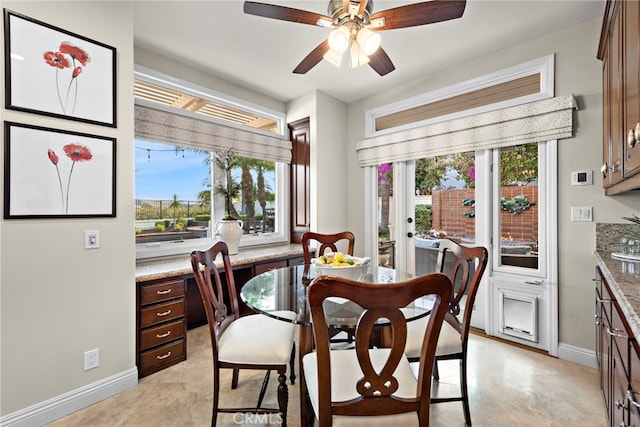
[334,252,345,262]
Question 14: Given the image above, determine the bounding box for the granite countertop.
[136,243,304,282]
[594,250,640,341]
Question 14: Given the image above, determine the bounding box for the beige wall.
[3,2,638,422]
[346,17,640,351]
[1,1,136,417]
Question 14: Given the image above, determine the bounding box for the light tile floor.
[48,326,607,427]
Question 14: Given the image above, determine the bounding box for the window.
[134,67,289,259]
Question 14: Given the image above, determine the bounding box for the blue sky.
[135,140,210,201]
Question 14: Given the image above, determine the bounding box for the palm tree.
[239,158,255,233]
[254,160,275,232]
[213,150,241,220]
[169,193,181,228]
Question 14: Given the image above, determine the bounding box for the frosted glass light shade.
[356,27,381,55]
[323,48,344,67]
[328,26,351,53]
[349,42,370,68]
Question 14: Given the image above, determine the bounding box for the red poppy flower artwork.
[48,143,93,214]
[43,41,91,115]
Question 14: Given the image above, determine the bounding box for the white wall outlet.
[84,348,99,370]
[84,230,100,249]
[571,206,593,222]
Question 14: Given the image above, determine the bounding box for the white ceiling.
[133,0,605,104]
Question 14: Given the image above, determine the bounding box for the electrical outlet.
[84,230,100,249]
[84,349,99,370]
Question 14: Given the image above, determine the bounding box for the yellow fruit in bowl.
[334,252,345,262]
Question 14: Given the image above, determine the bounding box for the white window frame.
[134,67,289,260]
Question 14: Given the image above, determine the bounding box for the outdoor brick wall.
[430,186,538,243]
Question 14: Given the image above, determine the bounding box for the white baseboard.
[558,342,597,369]
[0,367,138,427]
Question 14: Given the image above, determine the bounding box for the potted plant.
[213,149,243,254]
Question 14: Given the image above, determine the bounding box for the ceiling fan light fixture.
[349,42,370,68]
[323,48,344,68]
[356,26,381,55]
[328,25,351,53]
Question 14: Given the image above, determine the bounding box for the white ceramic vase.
[216,219,243,254]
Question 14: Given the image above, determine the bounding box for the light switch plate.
[571,207,592,222]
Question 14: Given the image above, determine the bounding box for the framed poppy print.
[4,122,116,219]
[3,9,117,127]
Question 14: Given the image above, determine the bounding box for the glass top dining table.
[240,263,434,328]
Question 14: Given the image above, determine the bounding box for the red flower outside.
[47,149,59,165]
[59,42,90,66]
[63,143,93,162]
[43,51,70,69]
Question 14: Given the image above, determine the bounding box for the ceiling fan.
[243,0,466,76]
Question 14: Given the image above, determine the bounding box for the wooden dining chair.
[302,231,357,344]
[301,231,356,265]
[302,273,453,427]
[405,238,488,426]
[191,241,296,427]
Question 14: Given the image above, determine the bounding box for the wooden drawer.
[140,298,185,328]
[140,279,185,306]
[139,339,186,374]
[139,319,185,351]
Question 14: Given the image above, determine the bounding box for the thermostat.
[571,171,592,186]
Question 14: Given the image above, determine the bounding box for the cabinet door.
[629,341,640,427]
[609,3,624,185]
[611,297,631,426]
[624,0,640,176]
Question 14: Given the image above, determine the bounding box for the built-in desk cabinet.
[136,252,305,377]
[595,266,640,425]
[137,278,187,378]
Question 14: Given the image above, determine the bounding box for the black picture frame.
[4,9,117,127]
[4,121,117,218]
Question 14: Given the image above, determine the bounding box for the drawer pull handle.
[157,309,172,317]
[627,390,640,409]
[606,326,628,339]
[156,331,171,338]
[156,289,172,295]
[156,351,172,360]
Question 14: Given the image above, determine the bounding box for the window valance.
[135,105,292,164]
[356,94,577,167]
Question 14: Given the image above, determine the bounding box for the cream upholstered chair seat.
[218,311,296,365]
[303,348,420,427]
[405,300,467,360]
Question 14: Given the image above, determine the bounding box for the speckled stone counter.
[136,243,304,282]
[594,250,640,341]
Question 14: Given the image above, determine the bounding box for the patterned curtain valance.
[356,94,577,167]
[134,105,292,164]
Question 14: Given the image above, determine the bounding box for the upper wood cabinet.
[598,0,640,195]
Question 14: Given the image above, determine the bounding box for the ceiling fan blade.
[369,0,466,31]
[368,47,395,76]
[293,40,330,74]
[244,1,332,27]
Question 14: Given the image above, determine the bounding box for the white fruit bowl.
[311,255,371,281]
